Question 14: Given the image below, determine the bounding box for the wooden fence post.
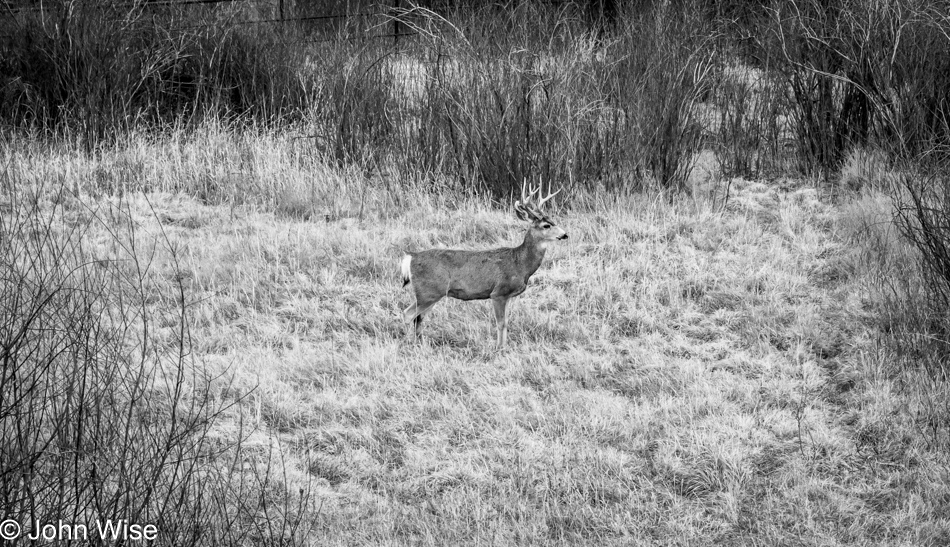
[393,0,401,46]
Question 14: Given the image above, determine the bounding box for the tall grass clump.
[0,177,318,545]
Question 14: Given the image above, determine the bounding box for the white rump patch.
[401,254,412,284]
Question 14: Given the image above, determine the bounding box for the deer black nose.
[559,234,568,240]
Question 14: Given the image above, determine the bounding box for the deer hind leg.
[491,296,509,348]
[411,300,440,338]
[403,302,417,326]
[405,291,442,340]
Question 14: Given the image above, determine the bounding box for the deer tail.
[400,254,412,287]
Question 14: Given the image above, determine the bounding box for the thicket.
[3,1,949,187]
[5,0,947,191]
[0,1,312,143]
[0,0,717,194]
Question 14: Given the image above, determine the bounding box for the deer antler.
[517,178,561,218]
[536,183,560,210]
[520,178,540,205]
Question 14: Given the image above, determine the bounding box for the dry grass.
[5,131,950,546]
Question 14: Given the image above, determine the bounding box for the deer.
[400,180,568,348]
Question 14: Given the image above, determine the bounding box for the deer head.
[514,179,568,243]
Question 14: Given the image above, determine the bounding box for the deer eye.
[540,223,552,229]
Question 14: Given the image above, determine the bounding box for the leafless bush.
[763,0,950,177]
[383,1,624,196]
[0,176,317,545]
[892,165,950,360]
[849,162,950,446]
[712,60,786,179]
[612,4,717,192]
[307,35,397,167]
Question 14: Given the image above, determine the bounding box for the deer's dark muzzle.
[558,234,568,240]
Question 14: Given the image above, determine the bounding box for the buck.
[400,181,568,348]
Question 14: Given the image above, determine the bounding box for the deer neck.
[516,229,547,277]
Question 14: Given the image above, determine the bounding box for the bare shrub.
[712,61,786,179]
[385,2,627,196]
[764,0,950,177]
[612,5,718,193]
[307,36,396,167]
[846,172,950,447]
[0,178,317,545]
[893,167,950,322]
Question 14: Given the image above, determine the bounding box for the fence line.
[1,0,396,23]
[2,0,240,11]
[1,0,419,44]
[165,9,385,32]
[303,30,417,44]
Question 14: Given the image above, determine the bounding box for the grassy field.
[8,131,948,545]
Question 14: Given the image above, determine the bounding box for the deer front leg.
[491,296,509,348]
